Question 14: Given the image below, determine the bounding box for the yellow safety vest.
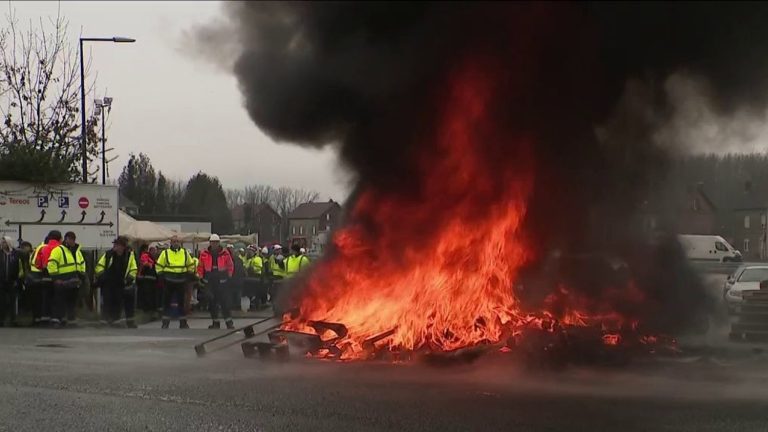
[248,256,264,275]
[29,243,45,273]
[192,257,200,279]
[95,251,138,279]
[269,255,286,278]
[156,248,194,274]
[74,245,86,273]
[285,255,310,278]
[47,245,84,277]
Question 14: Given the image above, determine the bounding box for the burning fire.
[281,63,663,360]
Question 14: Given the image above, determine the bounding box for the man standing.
[285,244,311,278]
[156,235,195,329]
[0,237,23,327]
[269,245,286,279]
[229,244,246,310]
[95,236,138,328]
[187,248,200,313]
[248,247,267,309]
[197,234,235,329]
[34,231,62,326]
[47,232,85,328]
[136,243,158,313]
[16,241,32,318]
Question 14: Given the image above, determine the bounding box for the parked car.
[677,234,742,263]
[723,264,768,309]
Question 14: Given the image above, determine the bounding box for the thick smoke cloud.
[201,2,768,332]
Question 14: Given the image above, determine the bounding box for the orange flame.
[282,63,643,360]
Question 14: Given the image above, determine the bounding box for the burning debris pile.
[200,3,768,363]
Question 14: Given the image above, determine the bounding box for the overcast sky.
[8,1,350,201]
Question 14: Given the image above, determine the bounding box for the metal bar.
[80,39,87,183]
[101,108,106,184]
[194,318,281,357]
[5,221,114,226]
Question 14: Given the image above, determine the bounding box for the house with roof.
[287,200,342,250]
[637,183,717,239]
[726,181,768,261]
[231,202,282,244]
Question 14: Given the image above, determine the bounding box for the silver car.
[723,264,768,309]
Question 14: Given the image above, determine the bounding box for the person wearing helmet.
[285,244,311,278]
[198,234,235,329]
[245,245,263,277]
[269,245,286,279]
[155,235,195,329]
[246,246,268,309]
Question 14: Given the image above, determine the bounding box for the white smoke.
[656,72,768,155]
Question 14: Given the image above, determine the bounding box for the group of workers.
[0,230,137,328]
[0,230,311,329]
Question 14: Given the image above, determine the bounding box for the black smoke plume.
[201,2,768,333]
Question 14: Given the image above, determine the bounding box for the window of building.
[744,239,750,252]
[327,213,330,221]
[300,225,304,235]
[312,225,317,235]
[292,225,296,235]
[692,198,699,211]
[745,215,751,229]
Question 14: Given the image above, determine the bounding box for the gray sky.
[8,1,350,200]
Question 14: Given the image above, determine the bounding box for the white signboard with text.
[0,181,118,249]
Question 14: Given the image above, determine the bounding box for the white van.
[677,235,742,262]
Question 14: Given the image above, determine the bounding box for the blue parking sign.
[59,196,69,208]
[37,196,49,208]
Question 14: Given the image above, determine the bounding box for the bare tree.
[226,184,321,237]
[244,184,274,205]
[0,7,100,182]
[225,188,244,207]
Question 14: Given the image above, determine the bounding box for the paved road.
[1,318,768,432]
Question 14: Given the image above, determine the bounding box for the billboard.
[0,181,118,249]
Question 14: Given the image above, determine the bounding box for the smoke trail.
[196,2,768,333]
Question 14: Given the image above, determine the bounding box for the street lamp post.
[79,36,135,183]
[94,97,113,184]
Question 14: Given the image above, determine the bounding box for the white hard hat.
[300,247,306,254]
[273,244,282,250]
[209,234,221,242]
[261,247,269,254]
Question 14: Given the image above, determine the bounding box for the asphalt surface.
[1,309,767,432]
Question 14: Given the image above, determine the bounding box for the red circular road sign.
[78,197,89,209]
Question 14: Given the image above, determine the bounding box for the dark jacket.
[0,248,22,286]
[232,255,246,279]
